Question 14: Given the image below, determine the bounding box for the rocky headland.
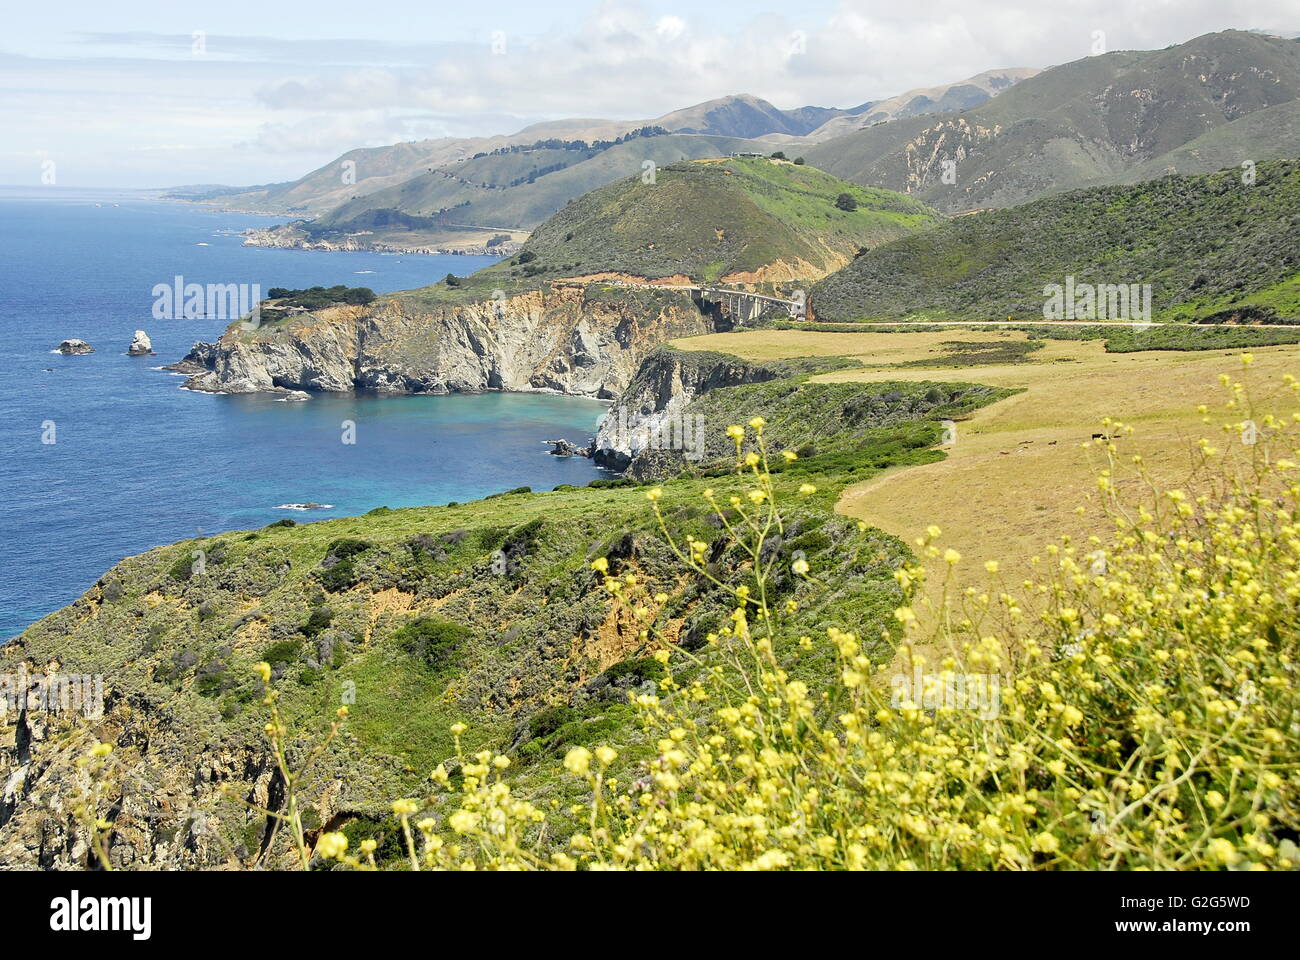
[172,285,724,401]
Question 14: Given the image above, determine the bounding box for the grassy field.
[673,327,1300,588]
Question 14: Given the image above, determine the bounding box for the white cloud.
[656,16,686,41]
[2,0,1298,186]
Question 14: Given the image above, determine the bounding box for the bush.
[599,656,664,687]
[262,639,302,669]
[318,539,373,592]
[835,192,858,212]
[168,550,201,583]
[301,607,334,638]
[394,616,471,669]
[527,705,581,741]
[265,286,376,309]
[485,486,531,499]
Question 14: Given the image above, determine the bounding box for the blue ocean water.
[0,187,607,638]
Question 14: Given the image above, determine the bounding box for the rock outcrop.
[57,340,94,355]
[592,347,779,472]
[546,438,592,458]
[127,331,154,356]
[178,285,719,400]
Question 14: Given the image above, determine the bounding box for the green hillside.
[809,158,1300,323]
[503,156,940,284]
[803,30,1300,213]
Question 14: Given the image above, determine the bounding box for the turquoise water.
[0,187,607,637]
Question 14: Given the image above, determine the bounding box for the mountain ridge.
[802,30,1300,212]
[172,67,1036,220]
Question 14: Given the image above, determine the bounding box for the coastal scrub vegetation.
[13,355,1299,871]
[433,156,939,293]
[265,286,377,309]
[290,359,1298,870]
[809,160,1300,325]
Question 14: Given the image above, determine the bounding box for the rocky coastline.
[169,286,721,401]
[242,226,522,258]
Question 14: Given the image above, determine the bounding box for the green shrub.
[600,656,665,687]
[394,617,471,669]
[318,539,373,592]
[527,705,581,741]
[301,608,334,638]
[262,639,302,669]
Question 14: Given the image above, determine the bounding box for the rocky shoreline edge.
[242,226,521,258]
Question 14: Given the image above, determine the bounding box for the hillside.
[0,349,1008,868]
[174,119,645,217]
[804,67,1040,141]
[299,133,788,241]
[495,156,942,285]
[172,158,941,404]
[802,30,1300,212]
[1096,98,1300,186]
[809,158,1300,323]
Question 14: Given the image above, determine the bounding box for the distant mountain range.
[167,68,1038,239]
[803,30,1300,212]
[171,29,1300,251]
[802,68,1041,141]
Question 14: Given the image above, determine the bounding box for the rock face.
[178,286,719,400]
[546,438,592,458]
[57,340,94,355]
[592,347,779,472]
[127,331,153,356]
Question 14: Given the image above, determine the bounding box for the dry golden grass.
[673,328,1300,588]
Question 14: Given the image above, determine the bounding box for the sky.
[4,0,1298,188]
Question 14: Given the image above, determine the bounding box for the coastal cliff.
[177,285,721,400]
[591,347,779,472]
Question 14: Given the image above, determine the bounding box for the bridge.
[600,280,806,321]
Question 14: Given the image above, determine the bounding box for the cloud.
[240,111,436,154]
[3,0,1298,186]
[656,16,687,41]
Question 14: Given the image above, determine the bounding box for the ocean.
[0,187,608,638]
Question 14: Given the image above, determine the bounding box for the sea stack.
[57,339,94,355]
[128,330,154,356]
